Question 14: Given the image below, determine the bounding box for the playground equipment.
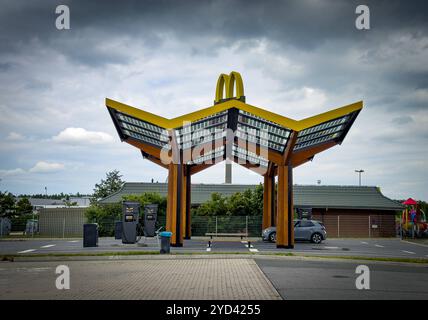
[401,198,427,238]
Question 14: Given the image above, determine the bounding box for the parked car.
[262,219,327,244]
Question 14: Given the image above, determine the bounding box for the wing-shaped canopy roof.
[107,98,361,175]
[106,73,362,176]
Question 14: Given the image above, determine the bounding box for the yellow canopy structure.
[106,71,362,248]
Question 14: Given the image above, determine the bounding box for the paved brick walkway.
[0,258,281,300]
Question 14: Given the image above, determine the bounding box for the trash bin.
[159,231,172,254]
[83,223,98,247]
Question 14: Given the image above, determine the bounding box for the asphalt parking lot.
[1,237,428,259]
[1,255,427,300]
[255,257,428,300]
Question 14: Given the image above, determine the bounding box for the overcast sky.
[0,0,427,200]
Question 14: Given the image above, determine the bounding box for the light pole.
[355,169,364,186]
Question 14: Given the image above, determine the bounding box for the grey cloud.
[1,1,428,61]
[392,115,413,125]
[0,0,427,199]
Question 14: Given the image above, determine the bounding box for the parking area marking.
[249,248,259,252]
[17,249,36,254]
[206,247,211,252]
[401,240,428,248]
[375,244,384,248]
[361,241,368,244]
[41,244,56,248]
[68,240,79,243]
[402,250,415,254]
[324,246,339,249]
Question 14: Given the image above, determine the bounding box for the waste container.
[83,223,98,247]
[159,231,172,254]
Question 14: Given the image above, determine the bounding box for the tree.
[195,192,228,216]
[92,170,124,203]
[15,197,33,215]
[0,191,16,217]
[193,185,264,217]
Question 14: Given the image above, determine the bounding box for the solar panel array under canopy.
[293,113,354,151]
[114,111,170,149]
[175,110,228,150]
[237,110,291,153]
[186,146,225,165]
[232,145,269,168]
[111,106,358,166]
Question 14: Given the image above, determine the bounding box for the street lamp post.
[355,169,364,186]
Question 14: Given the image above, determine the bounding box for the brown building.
[294,185,404,237]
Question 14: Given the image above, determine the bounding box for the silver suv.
[262,219,327,244]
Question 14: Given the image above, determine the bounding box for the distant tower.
[225,160,232,184]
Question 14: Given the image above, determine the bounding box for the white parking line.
[400,240,428,248]
[249,248,259,252]
[375,244,384,248]
[17,249,36,254]
[68,240,79,243]
[206,247,211,252]
[402,250,415,254]
[324,246,339,249]
[41,244,56,248]
[361,241,368,244]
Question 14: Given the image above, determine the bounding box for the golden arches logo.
[214,71,245,104]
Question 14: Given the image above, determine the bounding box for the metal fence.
[1,211,399,239]
[191,216,262,237]
[0,208,87,238]
[93,216,262,237]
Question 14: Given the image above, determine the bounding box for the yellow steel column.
[276,164,294,248]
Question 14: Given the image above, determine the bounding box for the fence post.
[215,216,218,237]
[337,215,340,238]
[246,215,248,237]
[32,210,35,238]
[368,215,371,238]
[62,216,66,239]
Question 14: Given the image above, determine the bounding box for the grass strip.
[1,251,427,264]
